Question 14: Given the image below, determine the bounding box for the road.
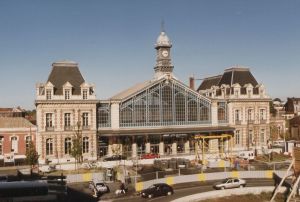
[112,179,274,202]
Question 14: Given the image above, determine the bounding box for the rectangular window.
[25,136,31,151]
[247,109,253,121]
[82,113,89,127]
[235,130,240,145]
[65,89,70,100]
[260,109,265,120]
[235,110,240,121]
[0,137,3,155]
[64,113,71,126]
[83,90,88,100]
[248,130,253,145]
[46,113,53,128]
[46,90,51,100]
[260,129,265,144]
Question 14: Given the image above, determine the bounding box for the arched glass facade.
[119,80,211,127]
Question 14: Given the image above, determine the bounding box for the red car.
[141,153,160,159]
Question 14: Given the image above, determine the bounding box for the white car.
[213,178,246,190]
[89,181,110,193]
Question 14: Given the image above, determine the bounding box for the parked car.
[238,151,254,161]
[141,153,160,159]
[103,155,126,161]
[213,178,246,190]
[89,181,110,193]
[140,183,173,198]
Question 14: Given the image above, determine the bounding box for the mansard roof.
[0,117,35,128]
[47,61,85,95]
[198,66,258,91]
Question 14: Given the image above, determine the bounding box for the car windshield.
[222,179,229,183]
[148,185,157,189]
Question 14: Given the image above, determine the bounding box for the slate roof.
[0,117,35,128]
[47,61,85,95]
[198,67,258,91]
[197,75,222,91]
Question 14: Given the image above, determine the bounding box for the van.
[238,151,255,161]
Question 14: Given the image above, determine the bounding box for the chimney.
[189,76,195,90]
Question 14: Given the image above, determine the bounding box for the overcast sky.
[0,0,300,109]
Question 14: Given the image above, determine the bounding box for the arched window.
[162,86,172,122]
[11,136,18,153]
[64,137,72,154]
[175,93,185,122]
[46,138,53,155]
[188,100,197,121]
[83,137,89,153]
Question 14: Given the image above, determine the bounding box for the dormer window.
[83,90,88,100]
[46,90,52,100]
[65,89,70,100]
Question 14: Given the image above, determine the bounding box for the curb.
[171,186,285,202]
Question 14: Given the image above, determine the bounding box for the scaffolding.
[194,134,233,165]
[270,147,300,202]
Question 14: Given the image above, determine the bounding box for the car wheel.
[167,191,172,196]
[221,186,225,190]
[148,194,153,198]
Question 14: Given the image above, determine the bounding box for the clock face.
[162,50,169,57]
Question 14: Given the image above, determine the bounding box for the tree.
[25,141,39,173]
[71,121,83,170]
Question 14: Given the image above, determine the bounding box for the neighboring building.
[35,61,98,164]
[289,116,300,139]
[0,117,36,165]
[197,67,271,152]
[0,107,26,117]
[284,98,300,118]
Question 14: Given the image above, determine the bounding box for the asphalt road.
[112,179,274,202]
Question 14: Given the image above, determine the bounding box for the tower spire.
[161,19,165,32]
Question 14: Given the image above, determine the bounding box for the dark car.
[140,183,173,198]
[103,155,126,161]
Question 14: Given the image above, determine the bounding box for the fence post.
[156,171,158,180]
[273,163,276,171]
[178,168,180,176]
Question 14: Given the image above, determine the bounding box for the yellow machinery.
[194,134,233,165]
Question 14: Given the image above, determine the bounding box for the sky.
[0,0,300,110]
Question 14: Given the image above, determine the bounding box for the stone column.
[211,101,218,126]
[108,137,113,156]
[159,142,164,156]
[111,102,120,130]
[132,143,137,158]
[184,140,190,154]
[172,142,177,155]
[145,142,151,153]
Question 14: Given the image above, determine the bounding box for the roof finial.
[161,19,165,32]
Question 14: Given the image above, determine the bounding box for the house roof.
[110,80,153,100]
[198,66,258,91]
[0,117,35,128]
[47,61,85,95]
[197,75,222,91]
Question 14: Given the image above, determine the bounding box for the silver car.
[213,178,246,190]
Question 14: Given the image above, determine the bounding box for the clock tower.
[154,29,174,79]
